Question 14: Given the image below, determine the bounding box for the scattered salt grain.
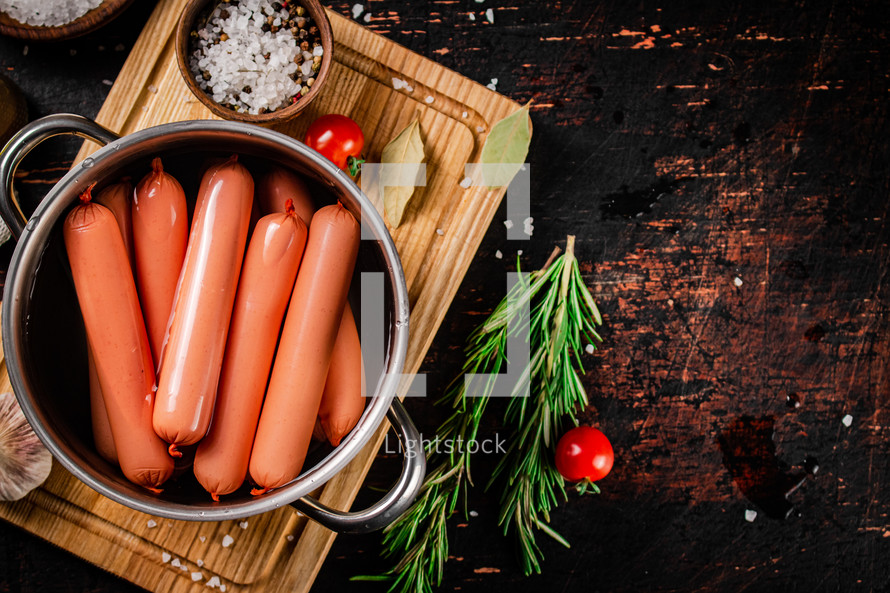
[197,559,204,568]
[191,572,204,582]
[22,45,28,56]
[476,126,485,133]
[745,509,757,522]
[468,12,476,21]
[222,534,234,548]
[147,519,157,528]
[206,576,222,589]
[517,249,523,255]
[459,176,472,188]
[469,510,478,517]
[0,0,102,26]
[585,344,595,354]
[114,43,125,52]
[147,84,158,94]
[286,534,295,542]
[363,12,371,22]
[392,77,407,90]
[495,250,503,259]
[842,414,853,427]
[351,3,363,19]
[733,276,743,287]
[161,552,172,563]
[102,79,114,86]
[141,106,148,112]
[503,220,514,229]
[486,78,498,91]
[220,585,227,592]
[180,564,189,572]
[475,0,485,3]
[239,521,249,529]
[436,228,444,236]
[523,217,534,236]
[425,95,435,104]
[485,8,494,23]
[199,536,207,543]
[171,558,182,568]
[462,111,469,118]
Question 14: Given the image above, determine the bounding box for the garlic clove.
[0,391,52,501]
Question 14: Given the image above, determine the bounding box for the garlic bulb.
[0,391,52,501]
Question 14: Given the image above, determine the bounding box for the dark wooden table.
[2,1,889,591]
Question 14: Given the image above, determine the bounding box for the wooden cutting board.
[0,1,523,592]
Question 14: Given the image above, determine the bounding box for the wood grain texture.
[3,0,890,592]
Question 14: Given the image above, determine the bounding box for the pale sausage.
[248,203,359,491]
[64,186,173,490]
[317,303,366,446]
[89,178,134,464]
[153,156,253,455]
[194,201,308,500]
[256,168,365,448]
[132,157,189,364]
[87,346,117,464]
[256,166,314,222]
[94,179,135,267]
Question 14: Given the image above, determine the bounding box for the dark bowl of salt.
[175,0,333,124]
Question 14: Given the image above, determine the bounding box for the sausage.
[256,166,314,222]
[94,179,135,267]
[64,186,173,490]
[248,203,359,492]
[317,303,366,446]
[132,158,189,364]
[194,201,308,500]
[89,179,134,465]
[87,346,117,464]
[257,167,365,447]
[153,156,253,455]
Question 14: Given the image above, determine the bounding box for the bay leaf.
[382,118,425,228]
[479,103,532,188]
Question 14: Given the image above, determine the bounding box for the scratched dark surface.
[2,0,889,591]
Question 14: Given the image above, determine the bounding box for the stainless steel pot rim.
[1,118,411,521]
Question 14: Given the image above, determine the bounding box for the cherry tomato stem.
[304,114,365,175]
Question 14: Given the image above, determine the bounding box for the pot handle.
[293,399,426,534]
[0,114,120,240]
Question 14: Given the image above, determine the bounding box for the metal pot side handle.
[293,399,427,534]
[0,113,120,239]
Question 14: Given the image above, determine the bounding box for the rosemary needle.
[354,235,603,592]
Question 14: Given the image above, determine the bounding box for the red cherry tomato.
[555,426,614,482]
[304,114,365,175]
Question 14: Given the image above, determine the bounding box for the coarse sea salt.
[191,572,203,582]
[222,534,235,548]
[188,0,325,115]
[206,576,222,589]
[0,0,102,26]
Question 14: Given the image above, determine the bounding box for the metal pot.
[0,114,424,532]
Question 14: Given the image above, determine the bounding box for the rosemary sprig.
[355,235,602,591]
[487,235,602,575]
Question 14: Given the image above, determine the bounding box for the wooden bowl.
[0,0,135,41]
[175,0,333,125]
